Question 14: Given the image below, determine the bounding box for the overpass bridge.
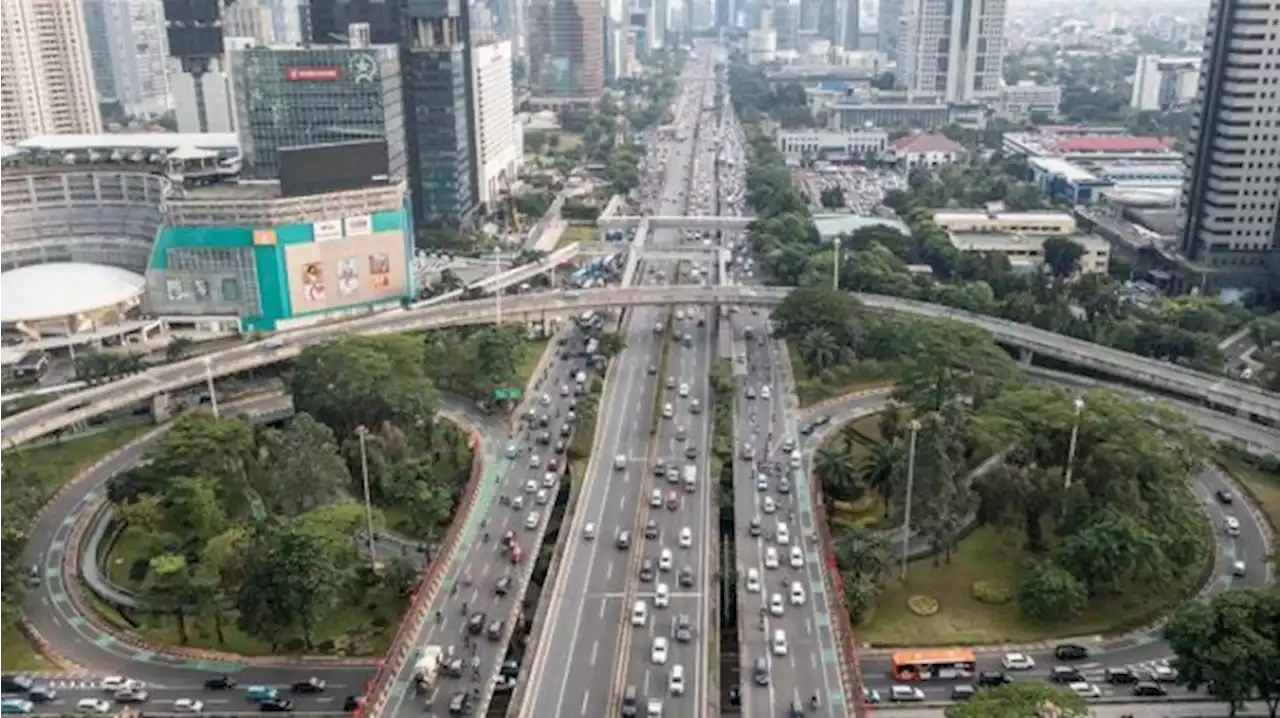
[577,243,726,262]
[766,66,875,82]
[598,214,752,233]
[4,286,1278,446]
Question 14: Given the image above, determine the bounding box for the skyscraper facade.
[877,0,902,64]
[898,0,1005,102]
[469,39,522,209]
[1176,0,1280,293]
[95,0,172,119]
[528,0,604,99]
[1,0,103,142]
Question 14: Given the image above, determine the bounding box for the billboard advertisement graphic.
[337,257,359,297]
[285,66,341,81]
[314,219,342,242]
[302,262,327,303]
[345,215,373,236]
[285,231,407,314]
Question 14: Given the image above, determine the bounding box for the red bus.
[891,649,977,681]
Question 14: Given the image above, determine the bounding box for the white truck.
[415,645,444,694]
[683,465,697,492]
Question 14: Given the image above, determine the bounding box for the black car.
[684,446,698,459]
[1050,666,1083,683]
[495,574,512,595]
[536,432,551,445]
[342,696,364,712]
[1105,667,1139,684]
[1,675,33,694]
[977,671,1013,688]
[616,531,632,549]
[788,698,806,717]
[499,660,519,679]
[678,565,695,588]
[645,519,660,539]
[1216,488,1235,504]
[727,686,741,707]
[204,676,238,690]
[260,698,294,712]
[291,678,326,693]
[1054,644,1089,661]
[1133,682,1167,697]
[950,685,976,701]
[675,615,693,643]
[467,612,487,635]
[748,518,762,537]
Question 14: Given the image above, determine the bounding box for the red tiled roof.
[891,134,965,154]
[1053,135,1169,153]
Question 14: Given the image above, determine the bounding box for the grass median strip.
[650,310,675,437]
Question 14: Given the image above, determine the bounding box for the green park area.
[1,424,152,669]
[774,286,1214,648]
[93,328,548,656]
[555,225,598,251]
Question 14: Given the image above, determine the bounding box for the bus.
[891,649,977,681]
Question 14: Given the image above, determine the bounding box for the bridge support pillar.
[152,393,173,424]
[1019,348,1034,365]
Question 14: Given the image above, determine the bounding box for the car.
[650,489,663,507]
[769,593,784,615]
[772,629,788,656]
[889,685,925,702]
[651,637,669,664]
[789,546,804,568]
[668,665,685,696]
[748,517,762,537]
[446,693,470,716]
[678,383,690,397]
[468,612,486,634]
[659,548,674,572]
[789,581,806,606]
[487,619,505,640]
[583,522,596,540]
[778,477,791,494]
[24,688,53,704]
[1,699,33,715]
[1105,667,1138,684]
[646,697,663,717]
[542,471,557,488]
[675,615,694,643]
[662,403,674,419]
[745,568,760,592]
[528,454,541,469]
[690,399,701,414]
[101,677,143,692]
[678,565,694,588]
[245,686,279,702]
[678,526,693,548]
[764,547,779,569]
[1133,681,1168,697]
[1224,516,1241,536]
[1001,652,1035,671]
[666,490,680,510]
[950,685,976,701]
[655,583,670,608]
[290,678,326,693]
[1067,682,1100,699]
[1149,665,1178,682]
[760,385,771,399]
[75,699,112,714]
[776,522,790,545]
[1233,559,1247,576]
[745,386,756,399]
[494,574,512,595]
[536,489,550,505]
[1050,666,1083,683]
[1054,644,1089,661]
[204,676,237,690]
[755,474,769,491]
[525,511,541,529]
[114,688,149,703]
[762,497,776,514]
[616,530,632,549]
[645,519,660,539]
[639,558,656,582]
[1216,488,1235,504]
[684,445,698,459]
[260,697,294,713]
[977,671,1014,688]
[511,495,524,510]
[523,479,538,494]
[174,699,205,713]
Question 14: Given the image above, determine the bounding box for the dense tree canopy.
[1164,588,1280,716]
[943,681,1088,718]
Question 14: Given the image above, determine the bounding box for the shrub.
[971,579,1014,605]
[906,595,939,616]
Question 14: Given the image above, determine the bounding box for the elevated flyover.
[5,286,1278,447]
[599,215,752,233]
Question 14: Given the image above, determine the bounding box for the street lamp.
[900,419,921,581]
[203,357,219,419]
[832,236,842,290]
[356,425,378,568]
[1062,397,1085,492]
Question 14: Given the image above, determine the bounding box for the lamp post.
[1062,397,1085,492]
[494,253,503,326]
[900,419,921,581]
[832,236,841,289]
[356,425,378,568]
[203,357,219,419]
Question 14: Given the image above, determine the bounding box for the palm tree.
[813,446,860,501]
[858,440,906,518]
[799,328,839,372]
[833,524,892,582]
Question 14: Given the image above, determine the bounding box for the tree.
[260,413,352,516]
[596,331,626,359]
[832,525,891,623]
[142,553,199,644]
[1016,560,1088,622]
[1042,236,1084,279]
[165,336,195,362]
[857,441,905,516]
[820,186,846,210]
[944,680,1088,718]
[814,445,859,501]
[908,403,978,564]
[1164,589,1280,716]
[236,521,347,650]
[894,320,1020,412]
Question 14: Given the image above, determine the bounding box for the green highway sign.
[493,387,523,401]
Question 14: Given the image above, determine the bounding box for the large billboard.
[283,230,407,314]
[279,140,390,198]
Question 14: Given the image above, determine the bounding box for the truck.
[415,645,444,694]
[683,465,697,492]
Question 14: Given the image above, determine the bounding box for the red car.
[509,544,524,564]
[666,491,680,511]
[501,530,516,549]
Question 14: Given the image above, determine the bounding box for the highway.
[519,55,717,718]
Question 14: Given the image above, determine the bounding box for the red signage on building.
[284,66,341,81]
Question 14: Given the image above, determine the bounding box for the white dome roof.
[1,263,147,323]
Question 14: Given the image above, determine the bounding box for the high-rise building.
[1130,55,1201,112]
[898,0,1005,102]
[876,0,902,64]
[653,0,668,48]
[231,44,407,182]
[83,0,172,119]
[82,0,120,110]
[1,0,103,142]
[469,40,522,209]
[841,0,859,49]
[528,0,604,99]
[798,0,819,31]
[1176,0,1280,294]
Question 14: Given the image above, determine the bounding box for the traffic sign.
[493,387,523,401]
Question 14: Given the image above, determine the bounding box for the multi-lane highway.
[520,54,719,718]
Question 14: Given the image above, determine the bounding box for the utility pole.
[495,252,504,325]
[203,357,219,419]
[900,419,920,581]
[832,236,841,289]
[357,425,377,568]
[1063,397,1085,493]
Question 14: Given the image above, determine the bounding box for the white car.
[1224,516,1240,536]
[1068,682,1101,699]
[745,568,760,593]
[755,473,769,491]
[523,479,538,494]
[536,489,550,505]
[659,548,673,572]
[528,455,541,469]
[173,699,204,714]
[583,522,597,540]
[764,547,779,569]
[789,546,804,568]
[655,583,670,608]
[679,527,693,548]
[772,629,788,656]
[889,685,925,702]
[524,512,541,529]
[543,472,557,488]
[100,678,142,692]
[663,403,674,419]
[652,637,669,664]
[776,522,790,545]
[651,489,664,507]
[760,385,772,399]
[762,497,776,514]
[76,699,112,714]
[678,383,690,397]
[790,581,806,606]
[669,665,685,696]
[1001,652,1036,671]
[769,593,785,616]
[646,698,663,717]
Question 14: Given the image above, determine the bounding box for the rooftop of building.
[934,209,1076,223]
[891,133,965,154]
[1028,156,1102,183]
[948,231,1109,253]
[813,213,911,238]
[178,180,286,201]
[13,132,239,154]
[1054,135,1171,153]
[0,263,147,324]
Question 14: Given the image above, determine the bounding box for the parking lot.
[793,166,907,214]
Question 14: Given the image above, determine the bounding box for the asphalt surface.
[375,335,600,718]
[730,311,848,717]
[520,56,717,718]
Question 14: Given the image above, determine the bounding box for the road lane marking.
[579,690,590,715]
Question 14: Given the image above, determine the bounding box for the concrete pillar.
[1019,348,1034,365]
[152,393,173,424]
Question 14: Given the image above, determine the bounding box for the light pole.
[1062,397,1085,492]
[356,425,378,568]
[900,419,920,581]
[832,236,841,289]
[494,253,503,325]
[203,357,219,419]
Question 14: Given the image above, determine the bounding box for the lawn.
[555,225,598,250]
[1214,451,1280,532]
[859,524,1206,646]
[0,628,53,671]
[788,346,894,407]
[519,338,552,390]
